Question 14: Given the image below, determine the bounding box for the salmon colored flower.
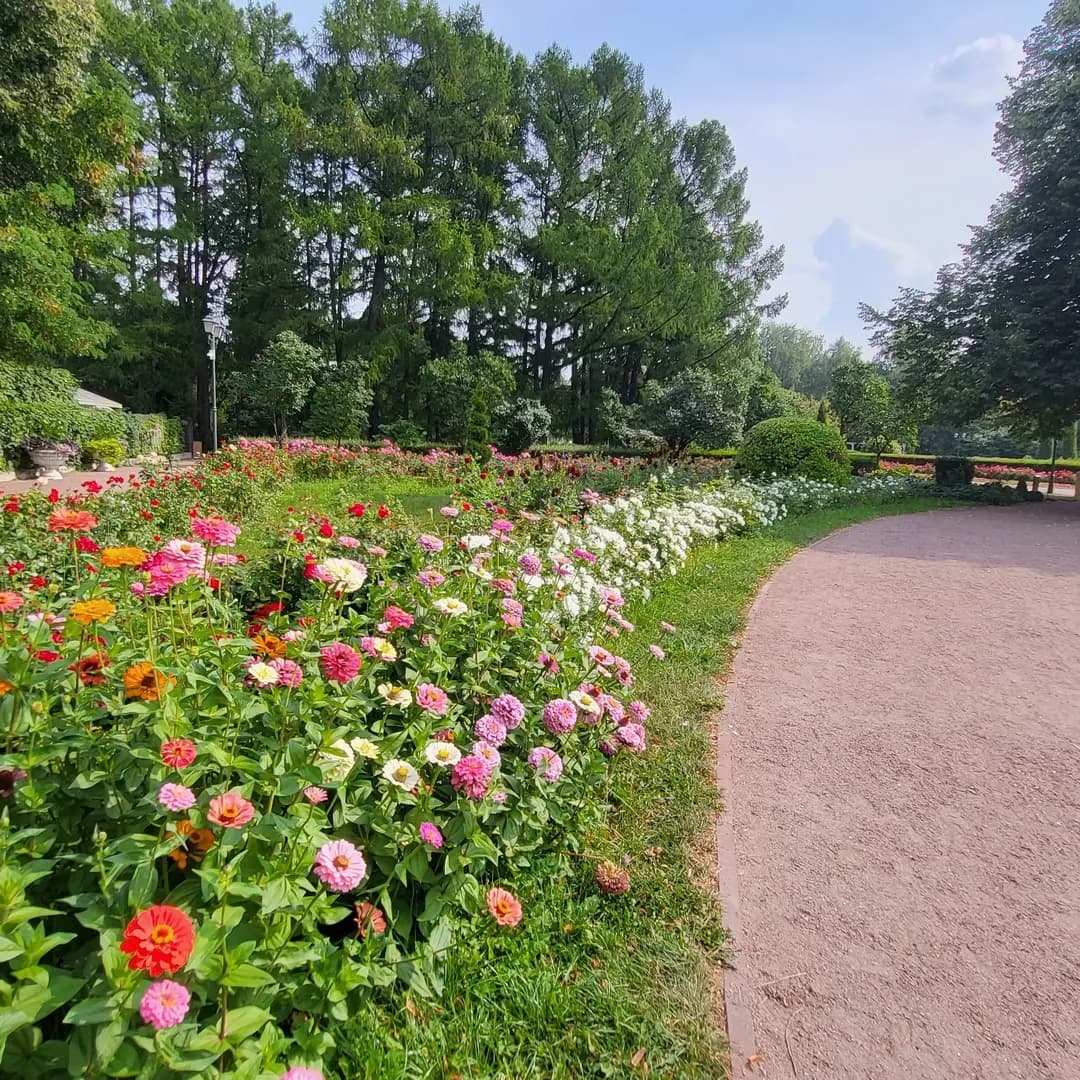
[124,663,175,701]
[161,738,197,769]
[119,905,195,976]
[354,901,387,938]
[70,598,116,626]
[0,591,23,613]
[207,790,255,829]
[100,546,147,568]
[486,887,522,928]
[47,508,98,533]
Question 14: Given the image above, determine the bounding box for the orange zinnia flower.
[47,508,99,533]
[72,652,110,686]
[0,678,12,697]
[100,546,147,568]
[167,820,215,869]
[70,598,116,626]
[123,662,175,701]
[119,905,195,976]
[252,630,286,659]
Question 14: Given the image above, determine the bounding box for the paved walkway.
[721,503,1080,1080]
[0,456,198,497]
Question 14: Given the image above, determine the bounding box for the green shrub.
[377,419,426,447]
[934,456,975,486]
[84,437,125,465]
[0,360,78,403]
[493,397,552,454]
[0,402,126,456]
[736,417,851,485]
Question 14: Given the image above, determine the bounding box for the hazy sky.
[283,0,1048,347]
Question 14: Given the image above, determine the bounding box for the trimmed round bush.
[736,417,851,485]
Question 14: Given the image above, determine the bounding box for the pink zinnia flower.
[489,693,525,730]
[588,645,616,668]
[313,839,367,892]
[139,979,191,1030]
[599,586,624,609]
[417,534,444,554]
[542,699,577,736]
[210,552,240,566]
[474,714,508,746]
[450,755,492,800]
[598,693,626,724]
[280,1068,324,1080]
[366,545,388,557]
[320,643,361,683]
[416,683,449,716]
[489,578,515,596]
[490,518,513,534]
[161,739,197,769]
[207,790,255,829]
[338,535,361,549]
[661,621,677,633]
[472,741,501,767]
[572,547,597,563]
[383,605,415,631]
[439,506,459,518]
[527,746,563,781]
[486,886,522,927]
[269,658,303,687]
[649,644,666,660]
[162,538,207,570]
[615,723,647,753]
[518,553,542,576]
[417,567,446,589]
[500,598,523,628]
[303,786,328,804]
[419,821,443,848]
[538,652,560,675]
[191,516,241,547]
[158,783,196,812]
[628,700,651,723]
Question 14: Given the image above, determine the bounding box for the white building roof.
[74,388,123,410]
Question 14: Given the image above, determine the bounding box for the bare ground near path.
[722,503,1080,1080]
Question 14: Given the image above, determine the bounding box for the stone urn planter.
[29,448,69,473]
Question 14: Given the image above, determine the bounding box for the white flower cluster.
[550,472,928,618]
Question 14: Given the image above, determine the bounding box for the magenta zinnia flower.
[627,700,650,723]
[527,746,563,781]
[139,979,191,1030]
[320,642,361,684]
[417,567,446,589]
[518,553,542,575]
[269,658,303,687]
[615,723,647,753]
[419,821,443,849]
[489,693,525,730]
[450,755,492,800]
[313,839,367,892]
[158,783,196,812]
[474,714,507,746]
[542,698,577,736]
[417,533,444,554]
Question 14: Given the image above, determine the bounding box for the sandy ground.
[722,503,1080,1079]
[0,456,197,497]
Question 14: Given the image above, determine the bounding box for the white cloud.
[928,34,1023,110]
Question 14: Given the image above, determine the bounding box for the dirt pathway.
[721,504,1080,1080]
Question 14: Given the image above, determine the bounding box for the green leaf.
[65,997,116,1025]
[221,963,274,988]
[224,1006,271,1042]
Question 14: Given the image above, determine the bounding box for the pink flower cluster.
[450,754,492,800]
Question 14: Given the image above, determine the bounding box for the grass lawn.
[331,496,960,1079]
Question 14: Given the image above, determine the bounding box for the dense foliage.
[4,0,783,447]
[863,0,1080,439]
[735,417,851,486]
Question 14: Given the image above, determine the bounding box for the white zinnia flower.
[433,597,468,616]
[423,741,461,766]
[317,557,368,592]
[382,758,420,790]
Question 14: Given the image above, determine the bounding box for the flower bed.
[0,447,928,1077]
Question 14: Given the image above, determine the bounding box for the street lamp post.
[201,312,228,453]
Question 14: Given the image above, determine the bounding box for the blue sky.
[284,0,1048,348]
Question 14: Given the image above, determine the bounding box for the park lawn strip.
[333,495,959,1080]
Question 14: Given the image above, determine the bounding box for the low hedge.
[0,403,180,460]
[850,449,1080,471]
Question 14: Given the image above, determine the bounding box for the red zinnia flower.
[376,505,389,519]
[319,519,333,538]
[347,503,365,518]
[72,653,110,686]
[161,738,197,769]
[119,905,195,976]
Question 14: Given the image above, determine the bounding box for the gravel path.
[722,504,1080,1080]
